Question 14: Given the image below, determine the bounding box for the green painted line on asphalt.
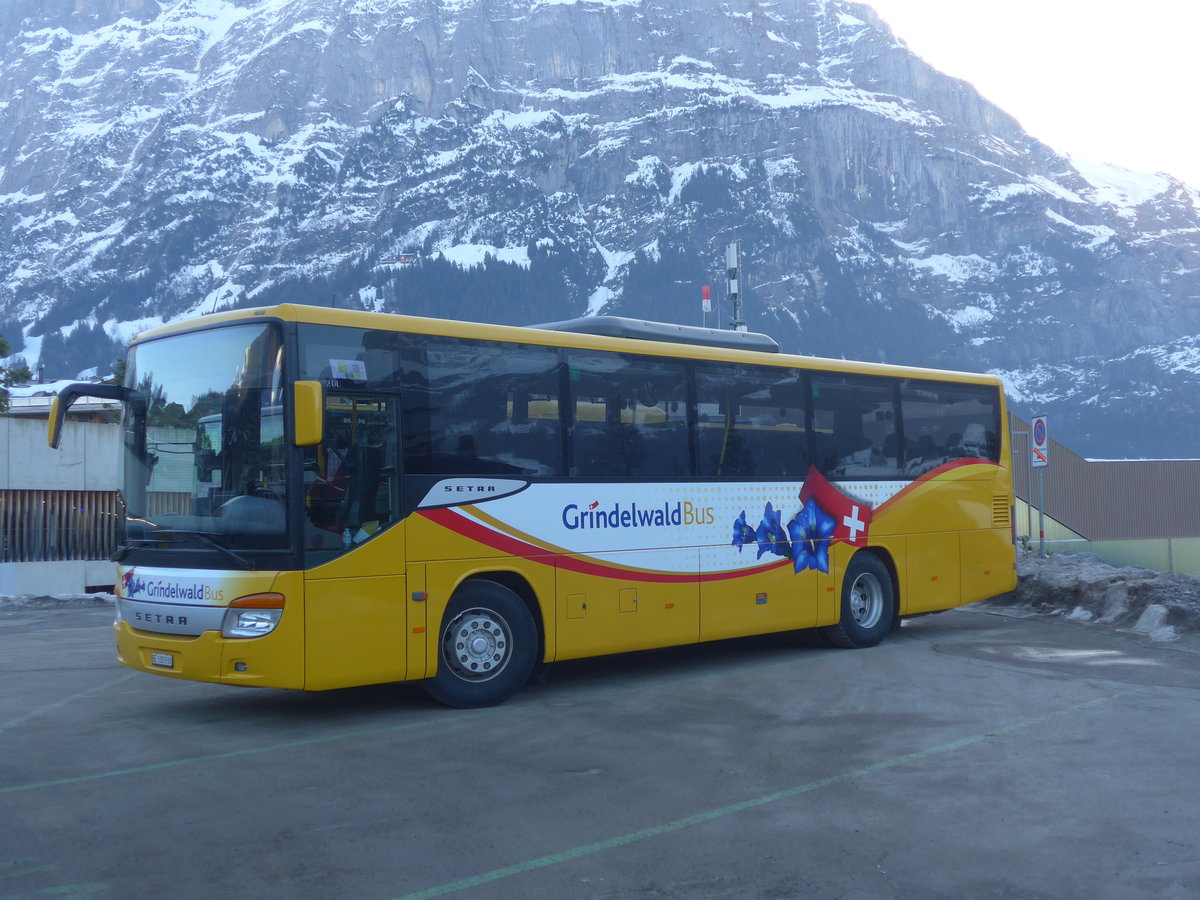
[0,672,137,736]
[0,647,806,795]
[0,708,499,795]
[397,693,1125,900]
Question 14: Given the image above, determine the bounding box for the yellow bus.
[49,304,1016,707]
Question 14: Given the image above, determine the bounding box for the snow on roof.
[3,380,121,414]
[5,379,92,398]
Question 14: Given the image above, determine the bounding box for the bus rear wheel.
[824,553,895,649]
[424,580,538,708]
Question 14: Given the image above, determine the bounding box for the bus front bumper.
[114,620,305,689]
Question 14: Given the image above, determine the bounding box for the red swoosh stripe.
[419,460,1000,584]
[419,507,789,583]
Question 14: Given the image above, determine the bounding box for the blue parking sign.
[1031,415,1049,468]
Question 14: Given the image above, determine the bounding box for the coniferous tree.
[0,334,33,412]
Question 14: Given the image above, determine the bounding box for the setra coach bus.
[49,304,1016,707]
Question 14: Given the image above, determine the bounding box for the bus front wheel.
[424,580,538,708]
[824,553,895,649]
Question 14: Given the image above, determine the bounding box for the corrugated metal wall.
[0,489,122,562]
[1011,416,1200,540]
[1,418,194,567]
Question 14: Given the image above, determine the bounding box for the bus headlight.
[221,593,285,638]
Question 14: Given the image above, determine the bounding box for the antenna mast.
[726,241,746,332]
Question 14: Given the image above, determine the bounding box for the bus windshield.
[122,322,289,558]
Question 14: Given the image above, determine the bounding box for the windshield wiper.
[164,530,256,570]
[112,542,143,563]
[115,530,256,570]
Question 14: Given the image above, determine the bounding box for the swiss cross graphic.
[842,505,866,542]
[798,466,873,547]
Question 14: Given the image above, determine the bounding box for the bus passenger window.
[901,380,1001,475]
[695,363,808,477]
[405,339,564,477]
[566,351,691,477]
[810,374,900,478]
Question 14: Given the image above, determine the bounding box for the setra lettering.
[133,611,188,626]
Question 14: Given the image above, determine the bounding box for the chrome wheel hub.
[849,572,884,630]
[443,608,510,682]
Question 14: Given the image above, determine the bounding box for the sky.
[862,0,1200,188]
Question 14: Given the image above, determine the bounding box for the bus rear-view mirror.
[47,382,137,449]
[293,380,323,446]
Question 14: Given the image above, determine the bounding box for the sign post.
[1030,414,1049,556]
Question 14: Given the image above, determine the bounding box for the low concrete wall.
[1,417,121,491]
[0,559,116,596]
[1048,538,1200,576]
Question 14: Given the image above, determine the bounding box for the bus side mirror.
[293,381,324,447]
[48,395,66,449]
[48,382,135,449]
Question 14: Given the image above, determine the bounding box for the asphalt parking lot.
[3,603,1199,899]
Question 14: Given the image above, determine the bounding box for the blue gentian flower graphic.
[787,499,836,574]
[731,511,755,552]
[755,502,792,560]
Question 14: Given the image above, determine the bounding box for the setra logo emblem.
[418,478,529,508]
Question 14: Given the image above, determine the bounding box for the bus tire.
[424,580,538,708]
[824,552,894,649]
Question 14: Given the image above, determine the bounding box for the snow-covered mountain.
[2,0,1199,458]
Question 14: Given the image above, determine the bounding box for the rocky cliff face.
[2,0,1199,457]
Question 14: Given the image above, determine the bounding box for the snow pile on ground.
[980,551,1200,642]
[0,592,114,610]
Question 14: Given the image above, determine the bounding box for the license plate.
[150,652,174,669]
